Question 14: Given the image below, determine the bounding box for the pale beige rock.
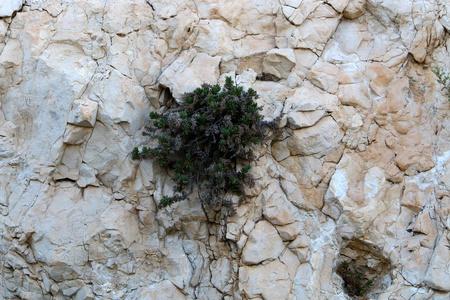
[328,0,350,13]
[399,240,433,286]
[76,163,99,187]
[385,163,403,183]
[308,59,340,94]
[239,260,291,299]
[102,0,154,35]
[386,77,409,113]
[401,181,427,212]
[281,0,302,7]
[137,280,187,299]
[287,0,321,26]
[210,257,232,293]
[272,140,291,161]
[159,50,221,100]
[284,116,344,156]
[0,0,449,299]
[0,39,23,67]
[283,81,340,112]
[194,20,233,56]
[53,146,82,181]
[67,99,98,128]
[292,4,341,53]
[0,0,23,17]
[95,69,150,133]
[263,187,299,226]
[286,110,326,129]
[276,222,303,241]
[366,63,396,96]
[242,221,285,265]
[326,152,390,233]
[63,125,92,145]
[292,263,313,298]
[337,83,371,109]
[424,234,450,292]
[236,68,257,89]
[262,48,296,80]
[251,80,293,121]
[0,121,17,158]
[343,0,366,19]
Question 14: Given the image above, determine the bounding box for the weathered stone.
[242,221,285,265]
[263,187,300,226]
[102,0,154,35]
[159,50,221,100]
[337,83,371,109]
[0,1,449,299]
[63,125,92,145]
[276,222,303,241]
[286,110,326,129]
[0,0,23,17]
[385,163,403,183]
[287,0,321,26]
[74,286,95,300]
[0,39,23,67]
[194,20,233,56]
[343,0,366,19]
[284,116,344,156]
[262,48,296,80]
[308,59,340,94]
[292,4,341,53]
[136,280,187,299]
[239,260,291,299]
[210,257,232,293]
[67,99,98,128]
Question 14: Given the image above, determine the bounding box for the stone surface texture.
[0,0,449,299]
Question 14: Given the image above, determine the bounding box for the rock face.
[0,0,449,299]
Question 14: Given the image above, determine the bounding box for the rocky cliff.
[0,0,449,299]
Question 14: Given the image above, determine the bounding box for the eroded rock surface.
[0,0,449,299]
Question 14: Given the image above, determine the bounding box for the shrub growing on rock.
[432,67,450,101]
[133,77,277,214]
[338,261,374,298]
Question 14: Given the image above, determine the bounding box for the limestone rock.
[136,280,187,299]
[0,0,449,299]
[95,69,150,134]
[337,83,371,109]
[343,0,366,19]
[0,0,23,17]
[262,48,296,80]
[0,39,23,67]
[424,234,450,292]
[102,0,154,35]
[210,257,232,293]
[284,116,344,156]
[308,59,340,94]
[159,50,221,100]
[263,184,300,226]
[286,110,326,129]
[194,20,233,56]
[292,4,341,53]
[239,260,292,299]
[242,221,285,265]
[63,125,92,145]
[67,99,98,128]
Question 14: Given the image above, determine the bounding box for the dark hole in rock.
[337,239,393,299]
[158,87,176,108]
[256,73,280,82]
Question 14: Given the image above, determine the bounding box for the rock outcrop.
[0,0,449,299]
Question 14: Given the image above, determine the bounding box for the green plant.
[432,67,450,101]
[132,77,277,214]
[338,261,373,298]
